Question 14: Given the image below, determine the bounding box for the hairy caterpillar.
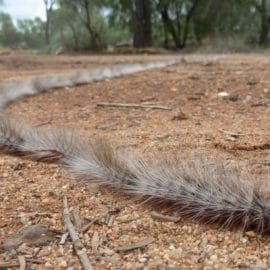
[0,113,269,234]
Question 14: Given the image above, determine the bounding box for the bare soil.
[0,53,270,269]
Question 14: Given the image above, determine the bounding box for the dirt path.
[0,53,270,269]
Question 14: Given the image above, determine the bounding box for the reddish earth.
[0,53,270,269]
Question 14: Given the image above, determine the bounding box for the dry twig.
[81,215,105,233]
[150,211,181,222]
[0,259,43,269]
[218,128,245,137]
[63,197,93,270]
[34,117,52,127]
[115,237,155,252]
[97,102,171,111]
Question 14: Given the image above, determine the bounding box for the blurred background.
[1,0,270,54]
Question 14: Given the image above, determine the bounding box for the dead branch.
[63,197,93,270]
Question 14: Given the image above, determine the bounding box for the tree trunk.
[131,0,152,48]
[69,23,79,51]
[160,4,182,48]
[181,0,202,48]
[163,22,169,48]
[45,10,49,44]
[82,0,101,49]
[258,0,270,46]
[43,0,55,45]
[159,0,201,49]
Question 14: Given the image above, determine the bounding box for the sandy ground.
[0,53,270,269]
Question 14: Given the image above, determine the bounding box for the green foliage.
[58,0,107,50]
[100,0,132,46]
[0,12,20,47]
[0,0,270,51]
[154,0,203,48]
[102,0,130,27]
[17,18,45,49]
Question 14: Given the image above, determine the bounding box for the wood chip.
[18,256,26,270]
[107,216,114,227]
[91,231,99,254]
[59,232,69,245]
[72,206,82,230]
[171,111,188,121]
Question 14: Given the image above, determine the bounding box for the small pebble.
[58,260,68,268]
[210,254,218,262]
[44,262,53,269]
[245,231,256,237]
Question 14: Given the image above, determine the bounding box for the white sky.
[2,0,46,21]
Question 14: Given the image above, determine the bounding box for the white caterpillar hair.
[0,61,179,107]
[0,113,269,234]
[0,56,224,107]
